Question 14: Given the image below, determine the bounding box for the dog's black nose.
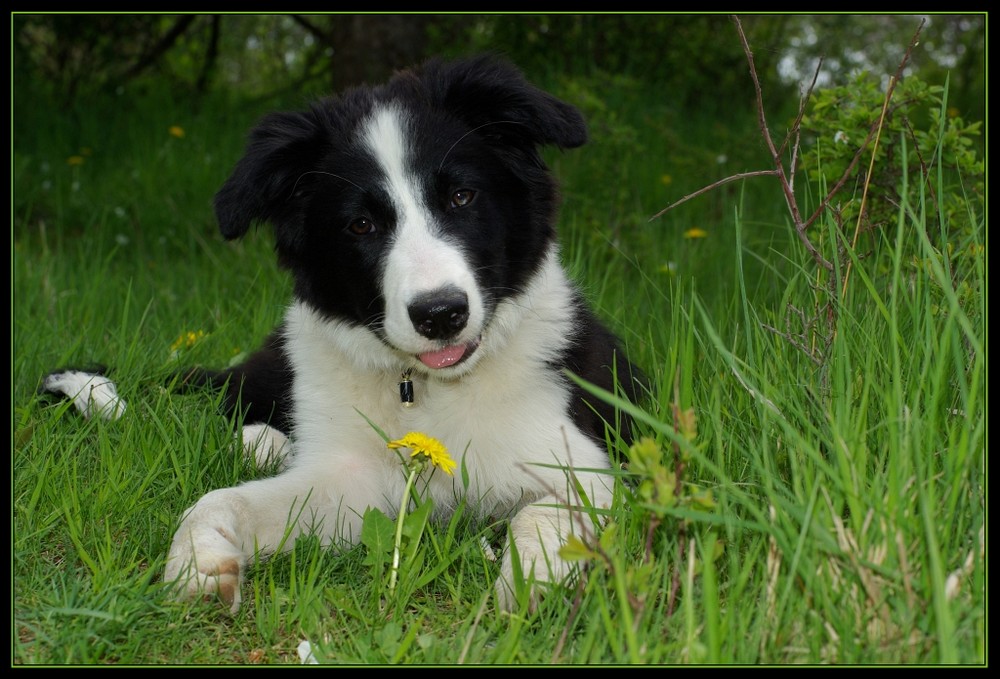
[408,287,469,340]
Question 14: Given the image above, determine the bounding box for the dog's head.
[214,54,586,376]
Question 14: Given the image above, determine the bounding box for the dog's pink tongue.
[418,344,467,369]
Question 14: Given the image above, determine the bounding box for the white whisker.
[290,170,366,197]
[438,120,524,171]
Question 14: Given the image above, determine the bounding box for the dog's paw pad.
[170,559,244,614]
[213,560,242,612]
[165,528,247,613]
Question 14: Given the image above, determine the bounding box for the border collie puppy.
[155,54,640,612]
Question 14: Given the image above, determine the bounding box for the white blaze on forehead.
[362,104,425,229]
[362,104,485,353]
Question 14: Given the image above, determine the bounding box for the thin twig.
[841,76,895,299]
[665,529,686,619]
[789,127,801,193]
[644,516,661,565]
[732,15,835,272]
[786,63,823,193]
[648,170,778,221]
[764,292,826,366]
[901,115,938,205]
[802,119,879,231]
[762,323,824,366]
[839,19,926,299]
[665,374,687,619]
[778,55,825,161]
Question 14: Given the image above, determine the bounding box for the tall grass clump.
[13,20,983,665]
[536,17,982,664]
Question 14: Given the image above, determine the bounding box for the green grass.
[12,73,985,665]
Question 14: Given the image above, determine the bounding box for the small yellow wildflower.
[683,227,708,239]
[169,329,206,353]
[67,155,85,166]
[169,125,185,138]
[388,432,456,476]
[660,174,673,186]
[947,107,960,119]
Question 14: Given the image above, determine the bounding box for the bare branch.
[782,56,823,193]
[762,323,824,366]
[901,114,938,205]
[648,170,778,221]
[778,55,824,160]
[789,127,801,192]
[732,15,834,272]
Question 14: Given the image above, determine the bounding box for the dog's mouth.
[416,336,481,370]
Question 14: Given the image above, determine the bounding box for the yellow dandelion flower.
[388,432,456,476]
[67,155,85,166]
[684,227,708,239]
[660,174,673,186]
[169,125,185,138]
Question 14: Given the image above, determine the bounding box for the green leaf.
[402,497,433,555]
[559,533,598,562]
[360,507,395,566]
[598,521,619,554]
[689,487,716,510]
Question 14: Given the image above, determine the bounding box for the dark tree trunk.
[293,14,434,91]
[196,15,221,95]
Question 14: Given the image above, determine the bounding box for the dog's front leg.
[164,466,376,613]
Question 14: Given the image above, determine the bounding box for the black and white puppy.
[163,55,640,612]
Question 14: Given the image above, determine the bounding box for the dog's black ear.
[214,108,328,241]
[422,54,587,151]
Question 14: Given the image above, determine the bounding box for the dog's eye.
[347,218,377,236]
[450,189,476,209]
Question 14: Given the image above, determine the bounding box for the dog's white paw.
[42,370,127,420]
[240,423,291,470]
[164,507,247,613]
[494,504,578,612]
[495,542,574,613]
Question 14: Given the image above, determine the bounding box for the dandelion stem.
[389,464,419,595]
